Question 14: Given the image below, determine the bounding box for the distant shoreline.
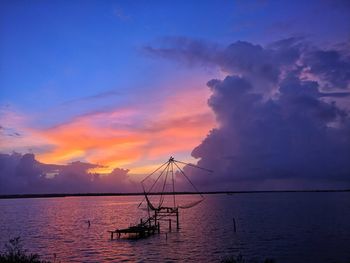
[0,189,349,199]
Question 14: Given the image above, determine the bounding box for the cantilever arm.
[174,160,213,173]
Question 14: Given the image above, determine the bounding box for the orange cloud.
[37,109,148,166]
[5,83,215,175]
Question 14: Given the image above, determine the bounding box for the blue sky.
[0,0,349,181]
[2,0,348,116]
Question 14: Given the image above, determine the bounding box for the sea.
[0,192,350,262]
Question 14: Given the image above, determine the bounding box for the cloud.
[0,125,21,137]
[60,90,121,106]
[143,37,219,67]
[0,152,135,194]
[1,82,215,176]
[0,107,52,154]
[36,96,214,171]
[147,37,350,190]
[3,35,349,192]
[145,37,350,91]
[303,49,350,89]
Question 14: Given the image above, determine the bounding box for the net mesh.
[139,158,206,210]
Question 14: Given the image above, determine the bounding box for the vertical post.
[169,219,172,232]
[171,161,176,208]
[157,222,160,233]
[110,232,113,240]
[233,217,237,233]
[140,218,143,225]
[176,209,179,229]
[155,210,157,226]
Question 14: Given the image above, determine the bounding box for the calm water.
[0,193,350,262]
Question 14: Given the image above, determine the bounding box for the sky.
[0,0,350,194]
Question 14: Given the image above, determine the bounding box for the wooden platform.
[109,215,161,240]
[109,207,181,240]
[108,225,158,240]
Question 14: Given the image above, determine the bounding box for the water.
[0,192,350,262]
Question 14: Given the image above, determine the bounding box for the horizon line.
[1,189,349,200]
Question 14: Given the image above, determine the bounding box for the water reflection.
[0,193,350,262]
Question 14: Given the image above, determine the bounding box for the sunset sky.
[1,0,350,193]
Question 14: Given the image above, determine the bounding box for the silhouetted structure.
[109,157,212,239]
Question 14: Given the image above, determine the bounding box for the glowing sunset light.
[1,2,350,262]
[2,0,349,195]
[31,84,215,173]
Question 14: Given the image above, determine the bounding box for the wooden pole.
[176,209,179,229]
[169,219,172,232]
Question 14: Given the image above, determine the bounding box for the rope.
[159,163,170,208]
[171,161,176,208]
[138,162,170,208]
[173,161,204,198]
[174,159,213,173]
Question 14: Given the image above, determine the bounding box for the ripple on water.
[0,193,350,263]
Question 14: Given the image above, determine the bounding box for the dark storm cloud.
[147,37,350,190]
[145,37,302,73]
[303,49,350,89]
[145,37,350,90]
[0,153,136,194]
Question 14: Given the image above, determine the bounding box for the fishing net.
[138,157,211,211]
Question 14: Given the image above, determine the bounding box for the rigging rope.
[173,161,204,198]
[159,163,170,208]
[139,157,212,211]
[138,162,170,209]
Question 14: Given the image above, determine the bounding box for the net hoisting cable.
[171,160,176,208]
[173,159,213,173]
[159,162,171,208]
[138,161,170,209]
[139,157,213,211]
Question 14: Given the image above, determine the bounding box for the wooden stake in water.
[176,209,179,229]
[233,217,237,232]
